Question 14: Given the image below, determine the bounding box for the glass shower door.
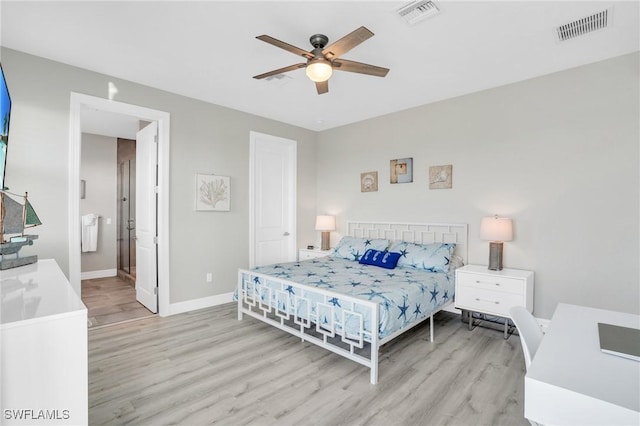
[118,160,136,277]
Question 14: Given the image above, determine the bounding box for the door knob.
[283,232,290,236]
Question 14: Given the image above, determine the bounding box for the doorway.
[69,93,171,316]
[79,133,151,327]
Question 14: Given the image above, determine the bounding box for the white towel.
[81,213,99,252]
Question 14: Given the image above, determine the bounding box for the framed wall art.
[429,165,453,189]
[360,171,378,192]
[196,173,230,211]
[390,158,413,184]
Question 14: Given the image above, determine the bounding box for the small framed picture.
[429,165,453,189]
[390,158,413,184]
[360,171,378,192]
[196,173,230,211]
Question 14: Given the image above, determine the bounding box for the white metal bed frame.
[237,221,468,384]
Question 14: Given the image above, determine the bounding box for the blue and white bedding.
[241,256,455,340]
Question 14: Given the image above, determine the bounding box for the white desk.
[525,303,640,425]
[1,259,88,425]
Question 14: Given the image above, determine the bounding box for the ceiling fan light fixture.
[254,26,388,94]
[306,60,333,82]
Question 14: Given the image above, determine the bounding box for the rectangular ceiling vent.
[396,0,440,26]
[556,8,611,42]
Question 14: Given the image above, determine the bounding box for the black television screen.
[1,62,11,191]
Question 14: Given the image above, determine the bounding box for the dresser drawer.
[456,273,524,295]
[456,285,525,317]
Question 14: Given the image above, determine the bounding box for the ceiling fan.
[253,26,389,95]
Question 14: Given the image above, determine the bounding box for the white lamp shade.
[480,216,513,242]
[306,60,333,82]
[315,215,336,231]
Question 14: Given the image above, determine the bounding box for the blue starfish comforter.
[242,256,455,340]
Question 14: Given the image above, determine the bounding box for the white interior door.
[135,121,158,313]
[250,131,297,267]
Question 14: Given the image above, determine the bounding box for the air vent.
[397,0,440,26]
[556,8,611,42]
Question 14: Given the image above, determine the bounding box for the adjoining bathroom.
[80,133,153,328]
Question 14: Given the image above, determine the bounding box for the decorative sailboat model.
[0,190,41,270]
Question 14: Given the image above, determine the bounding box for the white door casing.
[135,122,158,313]
[68,93,170,316]
[249,131,297,268]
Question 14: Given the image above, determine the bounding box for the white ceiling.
[1,1,638,132]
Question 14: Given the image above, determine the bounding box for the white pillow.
[388,241,456,273]
[331,237,390,261]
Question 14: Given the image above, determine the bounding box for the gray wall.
[316,52,639,319]
[1,47,318,304]
[3,46,637,318]
[80,133,117,273]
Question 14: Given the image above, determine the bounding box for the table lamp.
[315,215,335,251]
[480,215,513,271]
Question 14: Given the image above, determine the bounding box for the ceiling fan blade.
[315,80,328,95]
[332,59,389,77]
[253,63,306,80]
[256,35,314,59]
[322,26,374,59]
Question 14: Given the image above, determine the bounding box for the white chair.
[510,306,545,426]
[509,306,544,370]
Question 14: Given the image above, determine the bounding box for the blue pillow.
[388,241,456,273]
[359,249,401,269]
[331,237,390,261]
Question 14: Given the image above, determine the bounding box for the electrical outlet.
[206,272,213,283]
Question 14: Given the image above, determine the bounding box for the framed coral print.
[429,165,453,189]
[196,173,230,211]
[361,171,378,192]
[390,158,413,184]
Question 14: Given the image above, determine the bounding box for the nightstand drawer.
[456,286,525,317]
[456,273,524,295]
[299,251,319,260]
[298,249,331,260]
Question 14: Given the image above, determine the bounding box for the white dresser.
[1,259,88,425]
[455,264,534,337]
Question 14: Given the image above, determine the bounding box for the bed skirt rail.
[237,269,381,384]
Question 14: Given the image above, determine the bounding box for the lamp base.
[488,241,504,271]
[320,231,330,251]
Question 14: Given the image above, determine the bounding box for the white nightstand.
[455,264,534,338]
[298,248,332,261]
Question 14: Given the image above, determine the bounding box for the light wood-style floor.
[82,276,154,328]
[88,303,528,426]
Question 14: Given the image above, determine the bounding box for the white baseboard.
[168,292,234,316]
[81,269,117,280]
